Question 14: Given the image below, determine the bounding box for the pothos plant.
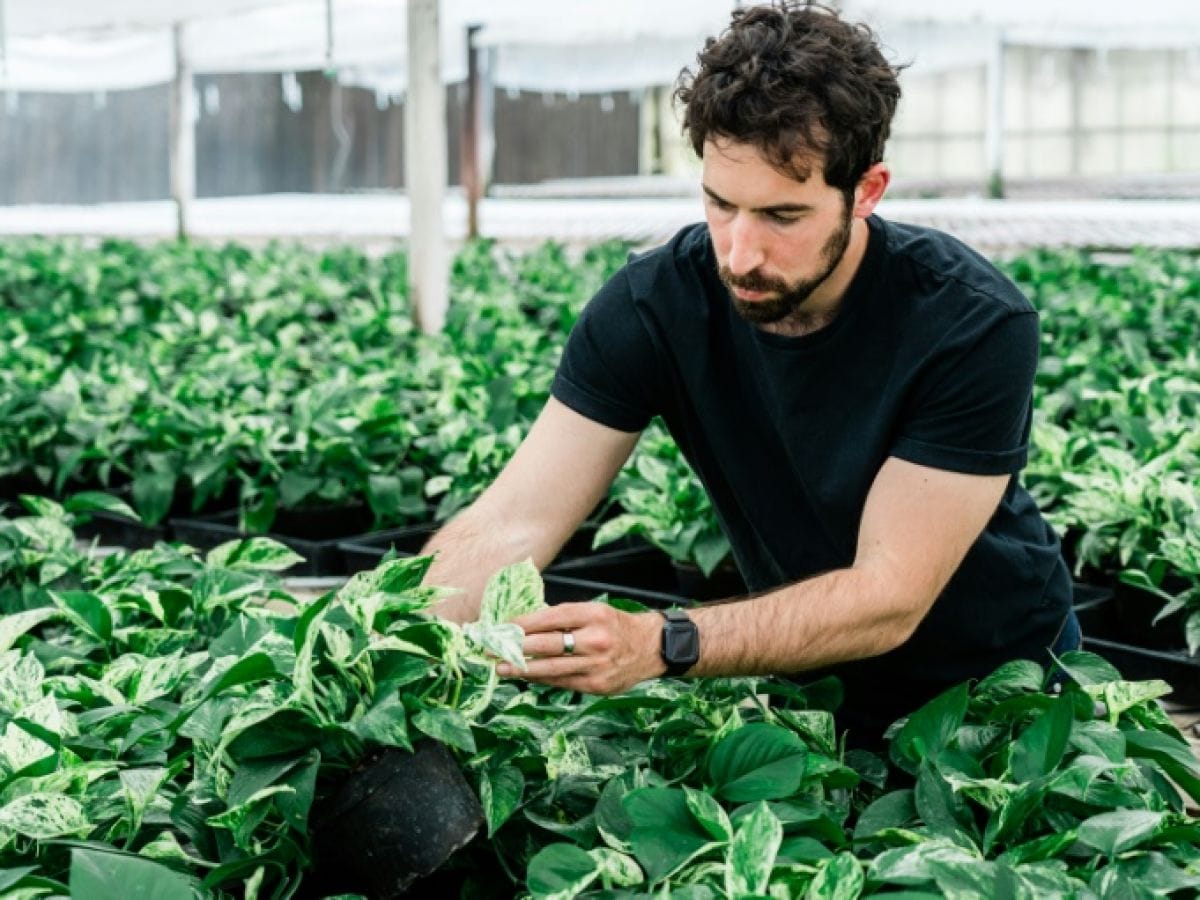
[592,424,733,578]
[0,496,548,898]
[518,652,1200,899]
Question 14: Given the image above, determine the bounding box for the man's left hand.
[496,601,665,694]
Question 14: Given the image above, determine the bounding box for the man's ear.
[852,163,890,219]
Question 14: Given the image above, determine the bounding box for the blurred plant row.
[0,238,628,534]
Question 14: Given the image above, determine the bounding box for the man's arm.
[502,457,1009,692]
[425,397,639,623]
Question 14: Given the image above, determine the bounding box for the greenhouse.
[1,1,1200,898]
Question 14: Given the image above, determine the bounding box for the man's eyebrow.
[701,184,813,214]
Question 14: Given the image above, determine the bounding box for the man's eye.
[767,212,799,224]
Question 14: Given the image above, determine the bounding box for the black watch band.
[659,608,700,676]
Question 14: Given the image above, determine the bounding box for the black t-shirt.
[551,216,1072,738]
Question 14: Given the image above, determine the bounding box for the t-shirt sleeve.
[889,310,1039,475]
[550,268,665,433]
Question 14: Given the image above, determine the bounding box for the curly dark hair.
[675,2,903,198]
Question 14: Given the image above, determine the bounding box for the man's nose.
[726,215,766,276]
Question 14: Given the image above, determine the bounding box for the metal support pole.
[170,23,196,240]
[984,34,1006,199]
[405,0,448,334]
[460,24,483,239]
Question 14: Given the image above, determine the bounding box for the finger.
[511,601,601,633]
[521,629,588,659]
[497,654,591,680]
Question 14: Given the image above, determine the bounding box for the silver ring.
[561,630,576,656]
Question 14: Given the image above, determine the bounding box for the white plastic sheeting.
[5,0,1199,95]
[0,0,737,93]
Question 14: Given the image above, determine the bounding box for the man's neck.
[759,218,870,338]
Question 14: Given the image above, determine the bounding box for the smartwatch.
[659,608,700,676]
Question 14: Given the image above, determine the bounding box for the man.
[426,1,1079,746]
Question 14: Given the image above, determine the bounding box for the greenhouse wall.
[0,75,639,204]
[888,45,1200,185]
[0,43,1196,205]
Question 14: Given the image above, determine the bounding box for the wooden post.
[170,23,196,240]
[984,34,1006,199]
[405,0,448,334]
[460,24,483,239]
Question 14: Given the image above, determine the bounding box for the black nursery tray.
[1074,583,1200,705]
[544,544,679,593]
[337,522,442,573]
[542,572,692,610]
[75,511,169,550]
[172,506,385,576]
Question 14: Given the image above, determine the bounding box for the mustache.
[718,266,790,294]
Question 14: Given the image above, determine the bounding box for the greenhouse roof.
[2,0,1199,93]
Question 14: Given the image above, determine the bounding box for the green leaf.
[854,789,916,843]
[973,659,1044,706]
[208,537,304,573]
[199,652,279,702]
[481,764,524,837]
[891,683,969,769]
[352,692,410,750]
[132,471,176,526]
[412,707,476,754]
[1077,809,1165,856]
[983,780,1045,853]
[806,851,864,899]
[1178,609,1200,658]
[587,847,643,887]
[0,608,59,653]
[277,755,319,831]
[869,839,978,887]
[684,787,732,842]
[1123,728,1200,805]
[1010,692,1075,782]
[463,620,528,670]
[725,801,781,897]
[1055,650,1122,689]
[63,491,140,523]
[278,472,321,509]
[706,722,808,802]
[69,846,198,900]
[479,559,546,626]
[623,787,720,883]
[0,793,91,840]
[291,591,335,710]
[914,760,974,844]
[51,591,113,643]
[527,843,600,900]
[1103,680,1172,722]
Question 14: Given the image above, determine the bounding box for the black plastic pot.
[1073,583,1200,705]
[543,572,692,610]
[338,521,442,573]
[1082,636,1200,706]
[74,510,169,550]
[0,471,47,504]
[671,561,748,601]
[545,544,678,594]
[171,505,382,576]
[305,741,483,899]
[1109,577,1194,650]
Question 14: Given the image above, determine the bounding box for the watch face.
[664,623,700,666]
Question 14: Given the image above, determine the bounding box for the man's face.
[702,138,855,325]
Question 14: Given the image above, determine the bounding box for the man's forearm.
[685,566,924,677]
[422,507,543,623]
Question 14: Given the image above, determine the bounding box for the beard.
[720,206,854,325]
